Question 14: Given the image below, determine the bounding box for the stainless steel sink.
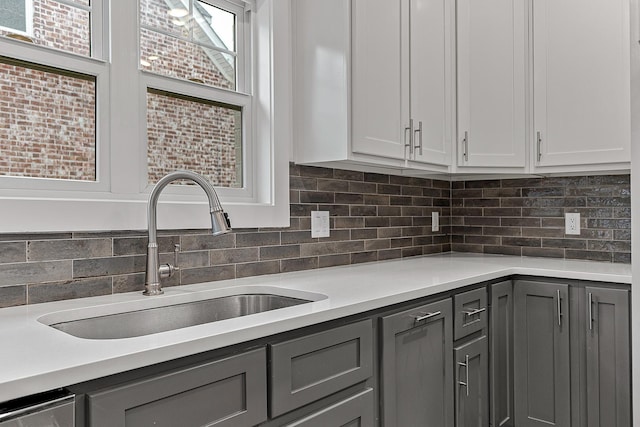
[49,294,312,339]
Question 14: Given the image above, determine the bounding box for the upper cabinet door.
[351,0,408,160]
[456,0,526,168]
[533,0,631,168]
[409,0,453,167]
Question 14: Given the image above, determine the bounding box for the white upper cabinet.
[352,0,453,169]
[532,0,631,170]
[351,0,407,161]
[456,0,527,169]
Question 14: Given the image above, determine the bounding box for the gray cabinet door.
[514,281,570,427]
[585,287,630,427]
[86,348,267,427]
[490,280,514,427]
[380,298,454,427]
[284,388,374,427]
[455,335,489,427]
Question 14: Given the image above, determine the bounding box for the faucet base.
[143,283,164,296]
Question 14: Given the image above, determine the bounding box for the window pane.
[140,0,237,90]
[147,89,242,188]
[0,59,96,181]
[1,0,91,57]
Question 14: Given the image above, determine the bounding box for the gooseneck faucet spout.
[144,171,231,296]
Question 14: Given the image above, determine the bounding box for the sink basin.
[48,293,313,339]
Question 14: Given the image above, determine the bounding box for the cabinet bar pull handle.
[462,307,486,317]
[462,131,469,161]
[537,131,542,162]
[557,289,562,327]
[413,311,441,323]
[414,120,423,156]
[588,292,593,331]
[404,118,414,155]
[458,355,470,396]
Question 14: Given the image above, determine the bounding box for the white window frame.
[0,0,34,36]
[0,0,291,232]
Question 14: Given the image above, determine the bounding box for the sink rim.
[37,285,328,329]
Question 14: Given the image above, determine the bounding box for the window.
[0,0,291,232]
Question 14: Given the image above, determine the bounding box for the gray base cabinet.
[86,348,267,427]
[380,298,454,427]
[514,281,570,427]
[455,335,488,427]
[584,287,630,427]
[490,281,514,427]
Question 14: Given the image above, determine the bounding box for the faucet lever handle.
[173,244,181,272]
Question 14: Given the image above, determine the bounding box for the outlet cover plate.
[311,211,330,238]
[565,212,580,235]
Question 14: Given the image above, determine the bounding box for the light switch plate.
[311,211,330,238]
[432,212,439,232]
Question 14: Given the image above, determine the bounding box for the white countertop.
[0,253,631,402]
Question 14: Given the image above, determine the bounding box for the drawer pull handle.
[414,311,441,323]
[462,307,486,317]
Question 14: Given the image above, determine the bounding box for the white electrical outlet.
[432,212,439,232]
[565,212,580,235]
[311,211,330,238]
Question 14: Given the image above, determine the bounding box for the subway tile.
[335,193,364,204]
[0,242,26,263]
[614,253,631,263]
[318,254,351,268]
[521,228,563,238]
[334,169,363,181]
[289,176,318,191]
[0,285,26,308]
[589,175,630,186]
[565,250,613,262]
[542,239,587,249]
[300,241,365,257]
[586,197,631,207]
[401,247,423,258]
[280,257,318,273]
[521,187,565,197]
[351,251,378,264]
[452,189,484,199]
[181,265,236,284]
[333,217,365,229]
[587,218,630,229]
[587,240,631,252]
[300,191,335,204]
[484,208,522,217]
[390,176,429,186]
[291,204,317,217]
[432,179,451,189]
[317,179,349,192]
[500,217,541,227]
[159,250,209,269]
[378,206,402,216]
[236,232,281,247]
[180,233,236,251]
[28,239,112,261]
[0,260,72,286]
[389,196,413,206]
[521,248,565,259]
[365,239,391,250]
[364,194,390,205]
[465,180,501,189]
[73,256,146,278]
[521,208,563,217]
[350,205,377,216]
[614,229,631,240]
[390,238,413,248]
[210,248,260,265]
[349,181,377,194]
[377,227,403,238]
[378,184,402,195]
[260,245,300,260]
[378,249,402,261]
[465,217,500,226]
[28,277,112,304]
[281,231,316,245]
[298,165,334,178]
[465,235,500,246]
[483,188,521,198]
[351,228,379,240]
[413,236,434,246]
[318,204,350,216]
[236,261,280,278]
[501,237,541,247]
[484,246,522,256]
[364,172,389,183]
[0,233,72,241]
[319,229,351,242]
[113,273,145,294]
[366,217,390,227]
[483,227,522,237]
[412,197,434,207]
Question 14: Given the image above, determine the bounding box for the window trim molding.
[0,0,291,232]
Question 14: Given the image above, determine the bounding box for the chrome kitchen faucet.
[144,171,231,296]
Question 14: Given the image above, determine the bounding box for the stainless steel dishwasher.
[0,390,74,427]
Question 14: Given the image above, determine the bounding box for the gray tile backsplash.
[0,165,630,308]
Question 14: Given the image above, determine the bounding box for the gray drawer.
[454,287,488,340]
[87,348,267,427]
[270,319,373,417]
[285,388,374,427]
[0,395,74,427]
